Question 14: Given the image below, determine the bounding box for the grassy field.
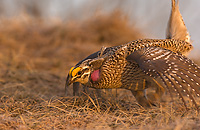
[0,10,200,129]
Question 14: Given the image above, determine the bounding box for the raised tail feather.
[166,0,190,44]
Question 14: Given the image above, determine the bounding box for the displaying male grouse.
[66,0,200,110]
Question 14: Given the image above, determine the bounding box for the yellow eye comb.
[69,67,81,77]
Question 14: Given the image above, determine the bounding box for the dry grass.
[0,10,200,130]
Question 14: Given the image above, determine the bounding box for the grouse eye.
[77,71,82,75]
[84,68,89,71]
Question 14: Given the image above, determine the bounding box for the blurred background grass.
[0,0,200,129]
[0,0,200,51]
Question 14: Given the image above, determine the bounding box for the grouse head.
[66,58,105,86]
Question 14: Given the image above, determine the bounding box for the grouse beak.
[65,74,73,96]
[65,74,73,87]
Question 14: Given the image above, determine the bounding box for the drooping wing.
[127,47,200,110]
[166,0,190,43]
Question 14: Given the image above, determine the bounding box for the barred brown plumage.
[65,0,200,110]
[65,39,200,110]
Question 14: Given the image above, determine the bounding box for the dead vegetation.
[0,10,200,130]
